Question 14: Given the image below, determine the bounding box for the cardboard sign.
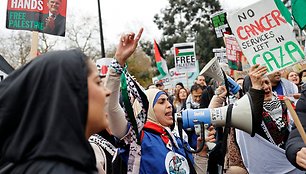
[211,11,232,38]
[6,0,67,36]
[96,58,113,77]
[227,0,305,73]
[174,42,197,73]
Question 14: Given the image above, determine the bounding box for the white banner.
[152,75,172,90]
[96,58,113,76]
[227,0,305,73]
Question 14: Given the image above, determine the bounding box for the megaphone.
[199,57,240,94]
[178,93,259,136]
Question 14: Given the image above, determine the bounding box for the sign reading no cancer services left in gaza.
[227,0,305,73]
[174,42,197,73]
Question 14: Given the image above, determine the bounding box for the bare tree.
[0,31,31,68]
[66,16,101,60]
[39,33,58,54]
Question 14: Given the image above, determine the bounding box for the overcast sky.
[0,0,259,49]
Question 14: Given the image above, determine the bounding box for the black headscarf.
[0,50,97,173]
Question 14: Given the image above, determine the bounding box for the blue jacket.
[119,122,194,174]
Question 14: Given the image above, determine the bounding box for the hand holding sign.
[45,16,55,31]
[115,28,143,67]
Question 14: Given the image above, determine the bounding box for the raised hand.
[115,28,144,66]
[249,64,267,90]
[45,16,55,31]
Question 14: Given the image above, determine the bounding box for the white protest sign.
[169,61,199,89]
[152,75,172,89]
[174,42,197,73]
[227,0,305,73]
[0,70,8,82]
[96,58,113,76]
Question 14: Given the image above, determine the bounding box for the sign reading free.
[227,0,305,73]
[173,42,197,73]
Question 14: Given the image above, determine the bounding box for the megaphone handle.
[284,99,306,145]
[204,125,217,151]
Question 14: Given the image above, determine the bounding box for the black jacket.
[286,89,306,171]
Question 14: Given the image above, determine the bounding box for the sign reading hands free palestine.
[174,42,197,73]
[227,0,305,73]
[6,0,67,36]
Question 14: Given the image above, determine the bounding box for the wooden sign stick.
[29,31,39,59]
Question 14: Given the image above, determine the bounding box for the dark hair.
[190,84,202,93]
[175,82,184,89]
[299,69,306,81]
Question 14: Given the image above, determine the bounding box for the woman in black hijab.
[0,49,110,173]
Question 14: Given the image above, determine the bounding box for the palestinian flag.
[274,0,293,26]
[174,45,194,57]
[292,0,306,29]
[154,40,168,79]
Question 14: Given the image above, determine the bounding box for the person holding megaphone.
[100,28,216,174]
[231,65,303,174]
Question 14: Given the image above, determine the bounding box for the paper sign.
[211,11,232,38]
[169,60,199,89]
[227,0,305,73]
[6,0,67,36]
[225,35,243,71]
[152,75,172,89]
[173,42,197,73]
[96,58,113,77]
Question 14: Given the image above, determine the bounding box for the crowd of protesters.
[1,27,306,174]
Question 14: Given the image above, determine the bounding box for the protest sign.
[174,42,197,73]
[225,35,243,71]
[169,60,199,89]
[152,75,172,89]
[6,0,67,37]
[96,58,113,77]
[211,11,232,38]
[227,0,305,73]
[213,47,227,64]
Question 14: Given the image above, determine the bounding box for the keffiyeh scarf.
[110,59,148,174]
[261,93,289,147]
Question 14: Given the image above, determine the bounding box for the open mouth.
[165,112,172,117]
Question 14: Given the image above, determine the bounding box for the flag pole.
[29,31,39,59]
[284,98,306,144]
[97,0,106,58]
